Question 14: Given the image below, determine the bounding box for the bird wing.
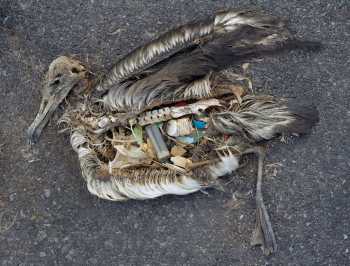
[100,9,320,113]
[97,9,289,92]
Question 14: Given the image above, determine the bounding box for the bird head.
[27,56,88,144]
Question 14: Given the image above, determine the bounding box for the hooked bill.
[27,56,88,144]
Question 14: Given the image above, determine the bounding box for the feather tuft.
[209,153,239,178]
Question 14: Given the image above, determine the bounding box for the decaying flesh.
[27,9,320,255]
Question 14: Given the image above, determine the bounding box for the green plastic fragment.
[131,124,143,145]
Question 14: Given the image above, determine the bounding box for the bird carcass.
[27,9,320,255]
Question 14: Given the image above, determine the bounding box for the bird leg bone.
[240,146,277,255]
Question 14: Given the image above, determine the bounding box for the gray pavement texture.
[0,0,349,265]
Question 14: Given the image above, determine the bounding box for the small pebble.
[9,193,16,202]
[61,244,71,254]
[65,249,75,261]
[39,252,46,257]
[87,258,98,264]
[104,240,113,249]
[36,231,47,242]
[44,189,51,198]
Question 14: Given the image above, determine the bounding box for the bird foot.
[250,201,277,256]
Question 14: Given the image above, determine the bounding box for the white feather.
[85,174,202,201]
[209,154,239,178]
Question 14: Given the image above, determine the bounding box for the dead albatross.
[27,9,320,255]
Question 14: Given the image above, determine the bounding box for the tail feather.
[209,154,239,178]
[282,39,323,52]
[210,96,319,142]
[284,100,319,134]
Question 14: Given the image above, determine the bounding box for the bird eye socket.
[71,67,79,74]
[49,79,60,87]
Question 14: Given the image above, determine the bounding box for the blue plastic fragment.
[176,130,205,144]
[176,135,195,144]
[193,119,207,129]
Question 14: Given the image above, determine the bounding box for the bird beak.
[27,56,88,144]
[27,83,75,144]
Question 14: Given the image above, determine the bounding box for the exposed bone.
[138,98,221,126]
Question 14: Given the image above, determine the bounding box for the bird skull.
[27,56,87,144]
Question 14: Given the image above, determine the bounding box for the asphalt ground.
[0,0,349,265]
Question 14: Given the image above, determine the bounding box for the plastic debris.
[170,145,187,157]
[131,124,143,145]
[176,130,206,144]
[170,156,192,169]
[109,145,151,169]
[166,118,194,137]
[145,124,170,161]
[97,116,111,128]
[141,138,157,159]
[176,135,196,144]
[192,119,207,129]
